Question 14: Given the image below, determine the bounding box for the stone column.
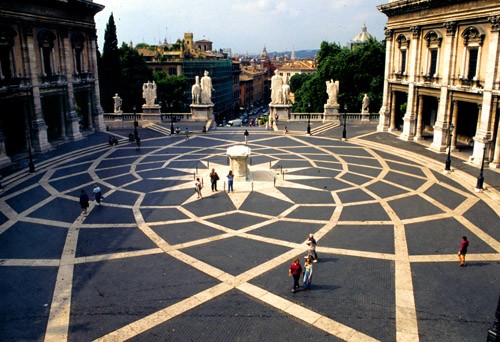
[23,26,50,153]
[61,29,82,140]
[88,32,106,131]
[489,117,500,168]
[378,29,394,132]
[414,95,424,141]
[389,91,397,131]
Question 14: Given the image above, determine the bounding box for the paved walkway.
[0,123,499,341]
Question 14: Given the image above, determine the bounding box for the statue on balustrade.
[326,79,339,106]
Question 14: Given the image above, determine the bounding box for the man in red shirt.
[289,258,302,293]
[458,236,469,267]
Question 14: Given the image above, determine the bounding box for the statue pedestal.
[361,110,370,121]
[227,145,251,181]
[191,104,214,121]
[323,104,340,122]
[142,105,161,115]
[270,104,293,122]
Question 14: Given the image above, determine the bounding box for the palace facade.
[377,0,500,168]
[0,0,105,167]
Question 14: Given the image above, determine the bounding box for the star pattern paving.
[0,132,499,341]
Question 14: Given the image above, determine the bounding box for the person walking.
[303,256,313,290]
[135,134,141,150]
[288,258,302,293]
[79,190,89,215]
[195,177,203,199]
[244,129,249,144]
[92,184,104,205]
[306,233,318,263]
[209,168,219,192]
[227,170,234,193]
[185,127,190,140]
[458,236,469,267]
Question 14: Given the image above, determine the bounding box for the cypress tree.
[99,13,122,112]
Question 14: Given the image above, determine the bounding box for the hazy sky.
[94,0,388,54]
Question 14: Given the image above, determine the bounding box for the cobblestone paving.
[0,127,499,341]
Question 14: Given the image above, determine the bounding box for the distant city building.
[0,0,105,167]
[348,23,374,50]
[377,0,500,168]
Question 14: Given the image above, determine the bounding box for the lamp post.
[27,130,35,173]
[170,101,175,135]
[342,103,347,140]
[444,123,454,172]
[475,139,491,191]
[133,105,138,137]
[306,102,311,135]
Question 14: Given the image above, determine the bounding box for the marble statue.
[271,69,284,105]
[200,70,214,104]
[326,79,339,106]
[142,81,157,106]
[282,77,291,105]
[362,93,370,113]
[113,93,122,113]
[192,76,202,104]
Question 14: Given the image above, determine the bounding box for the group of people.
[289,234,318,293]
[195,168,234,198]
[78,184,105,215]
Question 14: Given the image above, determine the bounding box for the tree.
[99,13,122,112]
[293,39,385,113]
[119,43,152,112]
[153,71,188,111]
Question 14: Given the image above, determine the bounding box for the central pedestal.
[270,104,293,122]
[142,105,161,114]
[227,145,251,181]
[191,104,214,121]
[323,104,340,122]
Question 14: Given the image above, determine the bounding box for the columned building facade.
[0,0,105,167]
[377,0,500,168]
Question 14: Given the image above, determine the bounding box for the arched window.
[424,30,442,78]
[71,32,85,74]
[0,25,17,80]
[460,26,485,82]
[396,34,409,75]
[37,30,56,76]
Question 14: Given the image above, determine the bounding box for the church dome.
[352,23,373,43]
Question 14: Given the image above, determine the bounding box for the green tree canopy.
[153,71,188,112]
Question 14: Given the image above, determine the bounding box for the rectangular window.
[400,50,407,73]
[0,46,12,79]
[42,47,52,75]
[74,49,82,73]
[467,48,478,80]
[429,50,438,76]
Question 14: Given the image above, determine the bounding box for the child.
[195,178,203,198]
[306,233,318,263]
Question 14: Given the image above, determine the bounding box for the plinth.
[227,145,251,181]
[323,104,340,122]
[270,104,293,122]
[142,105,161,115]
[191,104,214,121]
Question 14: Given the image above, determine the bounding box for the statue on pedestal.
[200,70,214,104]
[326,80,339,106]
[142,81,157,106]
[271,69,284,105]
[282,77,291,105]
[113,93,122,113]
[192,76,202,104]
[362,93,370,113]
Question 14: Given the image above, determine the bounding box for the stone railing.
[103,112,192,129]
[288,113,379,121]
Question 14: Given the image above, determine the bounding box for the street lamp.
[27,129,35,173]
[307,102,311,135]
[342,103,347,140]
[133,105,138,137]
[444,123,454,172]
[170,102,175,135]
[475,139,491,191]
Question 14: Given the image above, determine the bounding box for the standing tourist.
[458,236,469,267]
[195,178,203,199]
[244,129,249,144]
[79,190,89,215]
[210,168,219,192]
[288,258,302,293]
[227,170,234,193]
[92,184,104,205]
[303,256,313,290]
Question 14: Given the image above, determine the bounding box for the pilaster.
[378,28,394,132]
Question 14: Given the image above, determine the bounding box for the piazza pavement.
[0,120,499,341]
